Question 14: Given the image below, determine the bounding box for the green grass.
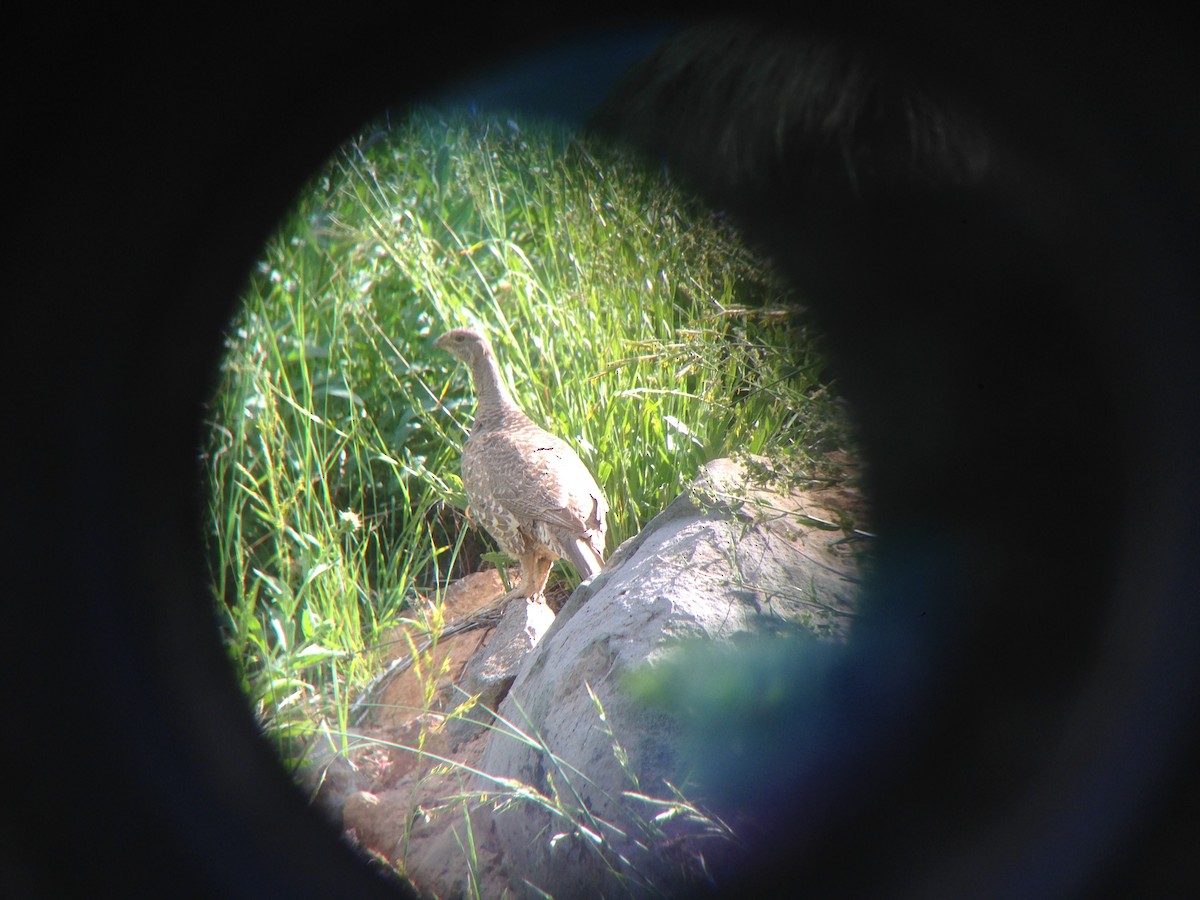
[366,684,740,896]
[201,108,851,764]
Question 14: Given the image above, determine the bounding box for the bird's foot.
[495,586,530,611]
[495,588,549,615]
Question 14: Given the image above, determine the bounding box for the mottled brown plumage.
[435,328,608,602]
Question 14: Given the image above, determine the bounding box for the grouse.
[434,327,608,602]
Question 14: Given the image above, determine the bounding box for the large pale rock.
[416,456,864,898]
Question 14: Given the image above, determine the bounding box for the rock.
[294,728,374,827]
[343,790,387,847]
[297,715,456,829]
[445,456,866,898]
[349,731,505,899]
[443,596,557,749]
[371,570,507,730]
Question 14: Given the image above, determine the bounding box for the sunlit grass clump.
[202,108,849,760]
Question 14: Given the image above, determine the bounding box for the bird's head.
[434,328,492,365]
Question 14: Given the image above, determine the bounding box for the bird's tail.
[564,538,604,581]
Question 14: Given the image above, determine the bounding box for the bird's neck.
[470,350,522,426]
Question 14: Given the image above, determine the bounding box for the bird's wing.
[462,423,606,538]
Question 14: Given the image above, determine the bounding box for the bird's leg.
[523,553,554,604]
[503,552,552,606]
